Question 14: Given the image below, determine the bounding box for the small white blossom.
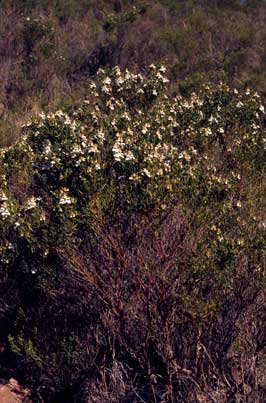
[25,197,39,211]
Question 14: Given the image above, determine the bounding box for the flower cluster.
[0,65,266,282]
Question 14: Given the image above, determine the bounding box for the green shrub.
[1,65,266,286]
[1,66,266,401]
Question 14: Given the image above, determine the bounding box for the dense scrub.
[1,66,266,401]
[2,0,266,145]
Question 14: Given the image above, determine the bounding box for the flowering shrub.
[1,65,266,401]
[1,65,266,274]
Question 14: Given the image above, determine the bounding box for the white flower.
[209,115,217,124]
[142,168,151,178]
[178,151,191,162]
[43,145,51,154]
[116,77,124,85]
[59,188,73,205]
[1,258,9,264]
[0,204,10,219]
[25,197,38,211]
[124,151,135,161]
[39,112,46,120]
[96,130,105,141]
[103,77,111,85]
[129,173,140,182]
[55,110,64,118]
[87,143,99,154]
[142,127,148,134]
[64,115,72,125]
[162,77,169,84]
[7,242,15,251]
[113,152,123,162]
[0,193,8,201]
[59,196,72,205]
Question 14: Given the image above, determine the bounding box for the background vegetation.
[1,1,266,402]
[2,0,266,144]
